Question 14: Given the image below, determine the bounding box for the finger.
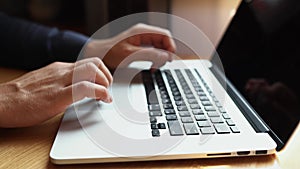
[75,57,113,85]
[133,33,176,54]
[162,34,176,53]
[129,24,177,53]
[138,34,175,62]
[149,49,170,69]
[73,62,111,88]
[63,81,112,103]
[119,47,170,69]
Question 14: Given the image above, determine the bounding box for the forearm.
[0,12,89,70]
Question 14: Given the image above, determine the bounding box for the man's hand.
[85,23,176,70]
[0,57,112,128]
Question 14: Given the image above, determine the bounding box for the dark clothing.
[0,12,89,70]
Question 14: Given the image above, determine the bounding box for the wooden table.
[0,67,299,169]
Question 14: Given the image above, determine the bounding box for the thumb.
[149,49,170,69]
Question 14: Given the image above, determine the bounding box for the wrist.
[0,82,19,128]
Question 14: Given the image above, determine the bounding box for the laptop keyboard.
[142,69,240,137]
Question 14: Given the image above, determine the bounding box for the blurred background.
[0,0,240,57]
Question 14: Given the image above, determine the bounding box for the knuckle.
[159,28,171,36]
[78,81,91,91]
[130,23,146,34]
[135,23,146,29]
[84,62,97,71]
[90,57,102,65]
[98,87,107,95]
[164,29,171,36]
[50,61,63,67]
[121,45,133,55]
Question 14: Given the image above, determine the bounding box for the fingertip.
[107,95,113,103]
[99,88,113,103]
[167,52,174,62]
[150,67,158,73]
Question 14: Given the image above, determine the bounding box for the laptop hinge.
[210,65,269,133]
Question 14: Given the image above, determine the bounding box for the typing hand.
[0,57,112,128]
[85,23,176,70]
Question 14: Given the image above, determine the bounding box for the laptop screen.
[214,0,300,146]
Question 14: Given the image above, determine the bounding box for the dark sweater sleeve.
[0,12,89,70]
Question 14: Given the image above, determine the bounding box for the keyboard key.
[148,104,160,111]
[212,97,218,102]
[172,91,181,96]
[186,94,195,99]
[207,111,220,117]
[159,86,166,91]
[219,108,226,113]
[184,90,193,94]
[167,121,184,136]
[174,96,183,101]
[175,101,185,106]
[164,109,175,114]
[169,83,177,88]
[149,111,162,116]
[201,101,212,106]
[177,106,188,111]
[230,126,240,133]
[178,111,191,117]
[163,104,173,109]
[188,99,198,104]
[190,104,201,109]
[222,113,231,119]
[226,119,235,126]
[200,127,215,134]
[152,129,160,137]
[160,94,169,99]
[197,120,211,127]
[210,117,223,123]
[183,123,199,135]
[158,123,166,129]
[162,99,172,104]
[192,109,204,115]
[150,117,157,123]
[166,115,177,121]
[214,123,231,134]
[160,90,168,95]
[181,117,194,123]
[151,123,158,129]
[199,96,209,101]
[194,87,203,92]
[197,91,206,96]
[194,115,207,121]
[215,102,222,108]
[171,87,179,93]
[204,106,216,111]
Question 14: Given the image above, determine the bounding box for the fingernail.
[168,53,174,61]
[106,95,113,103]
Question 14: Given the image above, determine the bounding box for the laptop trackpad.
[95,68,150,138]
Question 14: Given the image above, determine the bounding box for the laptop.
[50,0,300,164]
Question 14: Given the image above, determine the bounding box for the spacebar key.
[167,121,184,136]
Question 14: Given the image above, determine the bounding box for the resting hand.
[85,23,176,70]
[0,57,112,128]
